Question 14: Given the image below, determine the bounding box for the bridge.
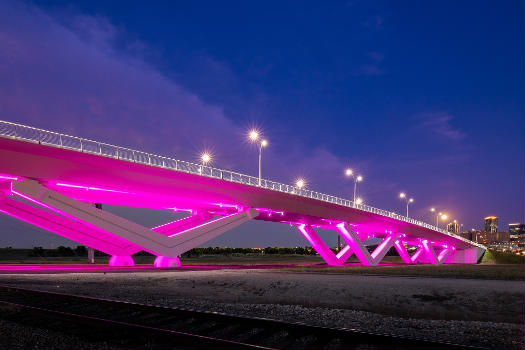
[0,120,485,267]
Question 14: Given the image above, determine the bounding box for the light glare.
[399,192,406,198]
[249,130,259,141]
[345,168,353,176]
[201,153,211,164]
[296,179,305,189]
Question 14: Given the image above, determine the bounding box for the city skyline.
[0,0,523,247]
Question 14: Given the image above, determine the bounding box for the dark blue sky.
[0,0,523,247]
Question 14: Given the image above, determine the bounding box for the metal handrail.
[0,120,483,248]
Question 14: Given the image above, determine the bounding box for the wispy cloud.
[0,0,354,191]
[413,112,466,141]
[364,14,384,31]
[351,52,386,76]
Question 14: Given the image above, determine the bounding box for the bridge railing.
[0,120,481,247]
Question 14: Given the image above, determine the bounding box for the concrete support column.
[109,255,135,267]
[153,256,181,268]
[87,247,95,264]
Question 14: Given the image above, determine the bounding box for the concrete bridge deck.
[0,120,485,267]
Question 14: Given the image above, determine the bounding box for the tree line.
[27,246,323,257]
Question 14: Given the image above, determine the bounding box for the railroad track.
[0,285,487,350]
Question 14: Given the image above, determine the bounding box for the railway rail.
[0,285,487,350]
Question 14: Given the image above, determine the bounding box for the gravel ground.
[0,319,119,350]
[0,269,523,349]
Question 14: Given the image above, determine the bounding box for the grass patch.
[481,249,525,264]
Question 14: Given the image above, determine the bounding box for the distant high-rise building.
[509,223,525,248]
[484,216,498,233]
[460,229,484,244]
[446,221,459,234]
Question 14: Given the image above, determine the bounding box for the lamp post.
[399,193,414,217]
[248,130,268,186]
[345,168,363,203]
[435,212,447,228]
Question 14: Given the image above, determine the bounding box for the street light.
[435,212,447,228]
[248,129,268,186]
[355,197,363,205]
[399,193,414,217]
[249,130,259,141]
[200,152,211,173]
[295,178,305,189]
[345,168,363,203]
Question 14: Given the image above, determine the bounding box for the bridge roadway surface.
[0,121,484,266]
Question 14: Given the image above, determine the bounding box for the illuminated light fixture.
[295,179,305,189]
[345,169,363,203]
[201,152,211,164]
[254,208,285,216]
[441,214,448,220]
[247,129,268,186]
[169,208,193,214]
[0,175,19,181]
[248,129,259,142]
[210,202,238,210]
[399,193,414,217]
[55,182,128,193]
[355,197,363,205]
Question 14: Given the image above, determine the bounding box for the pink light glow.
[255,208,285,216]
[280,220,304,226]
[371,233,396,260]
[10,184,137,246]
[422,239,438,264]
[0,261,405,273]
[55,182,128,193]
[153,256,181,268]
[411,247,424,262]
[320,218,345,225]
[298,224,342,266]
[0,135,482,268]
[0,175,19,181]
[11,187,59,213]
[437,247,451,262]
[167,211,240,238]
[394,240,413,264]
[109,255,134,267]
[209,202,238,209]
[168,207,193,213]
